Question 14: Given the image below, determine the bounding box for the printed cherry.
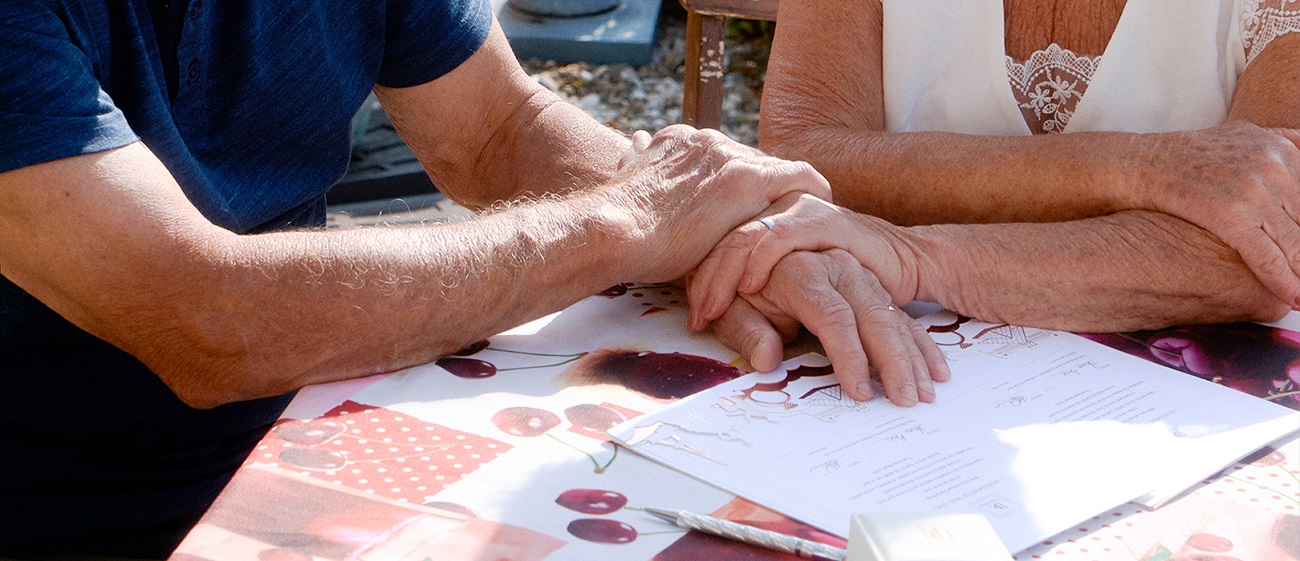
[786,363,835,380]
[598,284,629,298]
[555,489,628,514]
[452,339,491,356]
[423,501,479,518]
[567,350,741,400]
[491,406,561,437]
[1184,533,1233,553]
[566,518,638,544]
[279,447,347,471]
[564,404,626,434]
[272,419,344,445]
[436,357,497,379]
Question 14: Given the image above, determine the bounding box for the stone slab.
[493,0,661,65]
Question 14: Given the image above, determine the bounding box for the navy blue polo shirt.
[0,0,490,556]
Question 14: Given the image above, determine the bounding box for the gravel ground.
[518,3,773,147]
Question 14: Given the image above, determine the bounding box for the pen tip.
[643,507,677,522]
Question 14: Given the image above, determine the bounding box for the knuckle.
[732,224,767,246]
[1220,197,1266,224]
[818,301,859,330]
[1253,249,1292,278]
[760,219,788,238]
[1280,228,1300,254]
[862,304,899,325]
[701,127,732,144]
[790,160,829,187]
[714,156,748,179]
[660,123,695,138]
[821,247,856,263]
[795,191,828,207]
[733,228,769,253]
[779,250,822,270]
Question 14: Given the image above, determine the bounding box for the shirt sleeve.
[375,0,494,88]
[0,5,138,174]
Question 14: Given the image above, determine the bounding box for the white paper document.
[607,312,1300,553]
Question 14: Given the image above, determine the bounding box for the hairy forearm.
[161,192,631,404]
[0,146,639,408]
[895,211,1290,331]
[6,123,823,408]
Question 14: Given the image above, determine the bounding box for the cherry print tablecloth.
[171,288,1300,561]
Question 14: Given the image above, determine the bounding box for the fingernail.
[939,363,953,382]
[898,383,918,406]
[706,301,723,322]
[918,380,936,403]
[739,275,756,293]
[855,381,874,401]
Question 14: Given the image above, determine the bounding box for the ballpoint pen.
[644,506,848,561]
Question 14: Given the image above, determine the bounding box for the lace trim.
[1005,44,1102,134]
[1242,0,1300,64]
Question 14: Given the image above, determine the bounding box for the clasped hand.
[687,192,950,407]
[609,127,949,406]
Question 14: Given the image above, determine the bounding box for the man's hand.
[602,127,832,284]
[709,249,950,407]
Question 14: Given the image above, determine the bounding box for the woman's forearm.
[893,210,1290,331]
[761,124,1143,226]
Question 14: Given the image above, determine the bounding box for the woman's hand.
[686,192,917,330]
[708,249,949,406]
[1125,121,1300,307]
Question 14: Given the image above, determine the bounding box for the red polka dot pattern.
[248,400,510,504]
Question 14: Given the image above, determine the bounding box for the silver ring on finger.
[759,217,776,230]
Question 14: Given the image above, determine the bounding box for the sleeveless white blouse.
[881,0,1300,135]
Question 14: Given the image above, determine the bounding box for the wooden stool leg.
[683,11,727,130]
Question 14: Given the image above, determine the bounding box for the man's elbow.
[148,355,270,409]
[137,332,289,409]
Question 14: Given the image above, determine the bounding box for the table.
[170,285,1300,561]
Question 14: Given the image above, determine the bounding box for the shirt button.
[189,0,202,19]
[187,60,201,83]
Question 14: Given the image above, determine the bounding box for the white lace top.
[882,0,1300,135]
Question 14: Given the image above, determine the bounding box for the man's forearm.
[0,143,639,408]
[161,190,634,406]
[897,210,1291,331]
[4,125,830,409]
